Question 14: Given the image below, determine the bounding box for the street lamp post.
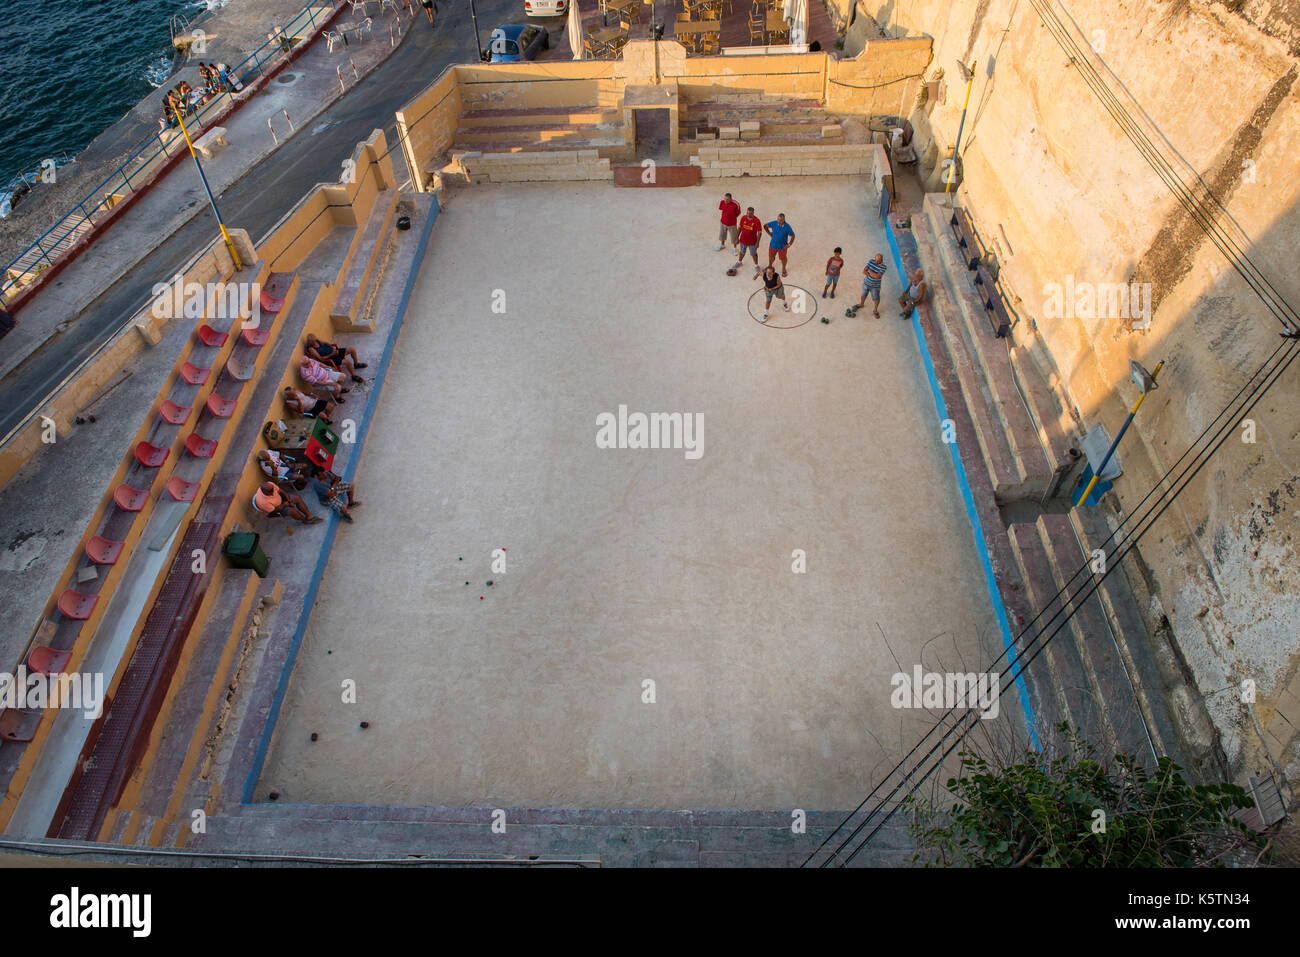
[945,61,975,195]
[468,0,485,60]
[1074,359,1165,507]
[169,94,243,271]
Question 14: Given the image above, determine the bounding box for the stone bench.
[194,126,229,159]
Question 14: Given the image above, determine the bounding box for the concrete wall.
[873,0,1300,787]
[690,142,879,176]
[459,149,613,183]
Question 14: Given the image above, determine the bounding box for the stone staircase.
[679,97,844,147]
[450,104,631,162]
[331,190,400,333]
[909,191,1185,768]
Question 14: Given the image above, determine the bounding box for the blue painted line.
[883,214,1038,747]
[242,195,441,804]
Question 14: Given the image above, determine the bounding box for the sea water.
[0,0,206,206]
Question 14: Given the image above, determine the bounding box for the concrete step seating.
[450,105,627,159]
[913,196,1055,504]
[331,189,399,333]
[0,264,294,799]
[1007,515,1155,759]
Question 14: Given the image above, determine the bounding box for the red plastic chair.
[134,441,169,468]
[197,323,229,347]
[206,393,238,418]
[160,399,192,425]
[242,327,270,346]
[226,357,253,381]
[57,589,98,621]
[260,290,285,313]
[27,645,72,676]
[186,433,218,458]
[180,361,210,386]
[166,476,200,502]
[85,535,125,564]
[113,484,149,511]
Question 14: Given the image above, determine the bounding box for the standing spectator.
[731,207,763,277]
[822,247,844,299]
[898,268,927,319]
[716,192,741,253]
[299,355,350,400]
[850,253,887,318]
[759,266,789,323]
[763,213,795,277]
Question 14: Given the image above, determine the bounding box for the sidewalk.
[0,3,418,384]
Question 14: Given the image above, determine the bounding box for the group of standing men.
[714,193,927,323]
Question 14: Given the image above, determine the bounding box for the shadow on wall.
[986,187,1300,791]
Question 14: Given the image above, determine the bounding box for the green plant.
[905,726,1267,867]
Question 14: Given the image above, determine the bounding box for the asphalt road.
[0,0,553,441]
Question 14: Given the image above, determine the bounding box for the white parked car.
[524,0,568,17]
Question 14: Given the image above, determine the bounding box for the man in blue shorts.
[849,253,887,318]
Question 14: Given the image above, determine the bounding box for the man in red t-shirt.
[716,193,741,253]
[733,206,763,277]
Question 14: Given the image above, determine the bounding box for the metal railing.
[0,2,337,307]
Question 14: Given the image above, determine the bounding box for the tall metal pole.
[468,0,485,60]
[169,94,243,271]
[1075,360,1164,506]
[945,62,975,195]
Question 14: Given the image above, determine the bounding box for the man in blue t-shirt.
[763,213,795,277]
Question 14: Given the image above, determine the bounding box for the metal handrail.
[1,1,337,306]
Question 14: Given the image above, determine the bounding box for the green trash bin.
[223,532,270,578]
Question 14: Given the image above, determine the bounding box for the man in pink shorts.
[299,355,350,400]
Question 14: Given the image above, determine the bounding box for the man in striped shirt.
[851,253,888,318]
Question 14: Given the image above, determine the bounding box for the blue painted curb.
[883,211,1038,747]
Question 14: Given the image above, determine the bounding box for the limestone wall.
[690,142,879,176]
[873,0,1300,786]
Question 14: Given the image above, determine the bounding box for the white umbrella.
[568,0,585,59]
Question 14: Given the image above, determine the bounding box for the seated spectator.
[898,268,928,319]
[310,465,361,523]
[258,449,307,483]
[298,355,350,400]
[253,481,322,524]
[304,334,366,383]
[283,386,336,421]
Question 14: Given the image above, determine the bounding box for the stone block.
[719,126,740,140]
[739,120,760,133]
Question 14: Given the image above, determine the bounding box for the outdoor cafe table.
[604,0,638,17]
[765,9,788,31]
[674,19,720,50]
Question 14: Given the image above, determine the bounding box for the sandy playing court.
[255,176,1012,810]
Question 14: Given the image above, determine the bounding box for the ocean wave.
[144,55,173,89]
[189,0,230,11]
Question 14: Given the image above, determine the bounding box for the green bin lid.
[223,532,260,557]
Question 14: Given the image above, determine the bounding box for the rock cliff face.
[852,0,1300,792]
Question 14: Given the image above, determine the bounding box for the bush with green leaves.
[906,728,1266,867]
